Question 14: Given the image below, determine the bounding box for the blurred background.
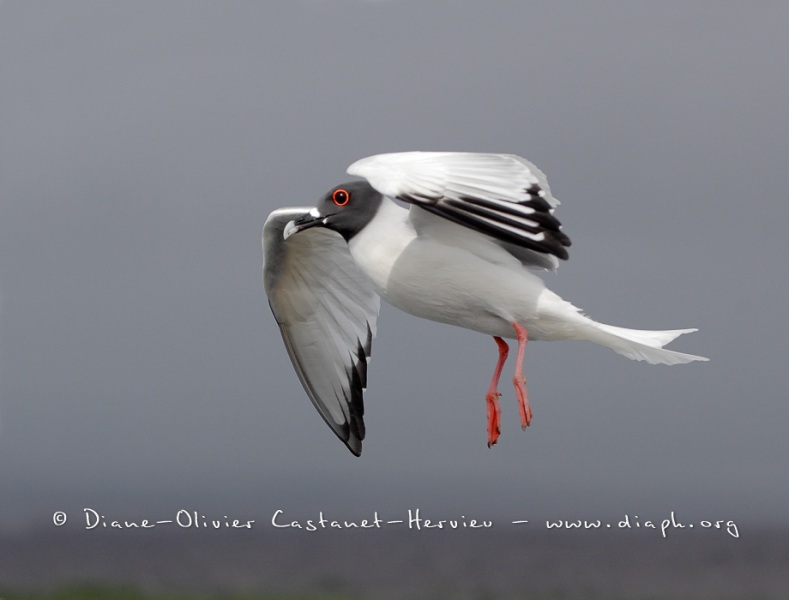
[1,1,787,598]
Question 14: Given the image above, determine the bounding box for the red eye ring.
[332,188,350,206]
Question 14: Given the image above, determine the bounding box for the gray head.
[283,181,384,242]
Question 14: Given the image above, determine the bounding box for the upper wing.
[347,152,571,267]
[263,208,380,456]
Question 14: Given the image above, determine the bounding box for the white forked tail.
[587,323,709,365]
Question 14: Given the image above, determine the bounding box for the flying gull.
[263,152,707,456]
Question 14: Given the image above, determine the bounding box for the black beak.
[283,211,328,239]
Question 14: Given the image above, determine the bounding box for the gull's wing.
[263,207,380,456]
[347,152,571,269]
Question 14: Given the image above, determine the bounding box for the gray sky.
[1,1,787,531]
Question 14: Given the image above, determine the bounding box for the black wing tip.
[312,329,372,458]
[554,244,570,260]
[331,421,363,456]
[322,417,363,456]
[338,341,369,457]
[345,438,363,457]
[421,204,571,261]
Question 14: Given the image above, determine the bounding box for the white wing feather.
[347,152,570,269]
[348,151,557,206]
[263,208,380,456]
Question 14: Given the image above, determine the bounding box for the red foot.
[513,372,532,429]
[511,322,533,429]
[485,390,501,447]
[485,336,509,448]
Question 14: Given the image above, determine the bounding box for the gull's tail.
[585,323,709,365]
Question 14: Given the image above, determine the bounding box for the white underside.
[348,197,707,364]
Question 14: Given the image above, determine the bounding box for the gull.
[263,152,707,456]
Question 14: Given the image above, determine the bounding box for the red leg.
[511,322,533,429]
[485,336,509,447]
